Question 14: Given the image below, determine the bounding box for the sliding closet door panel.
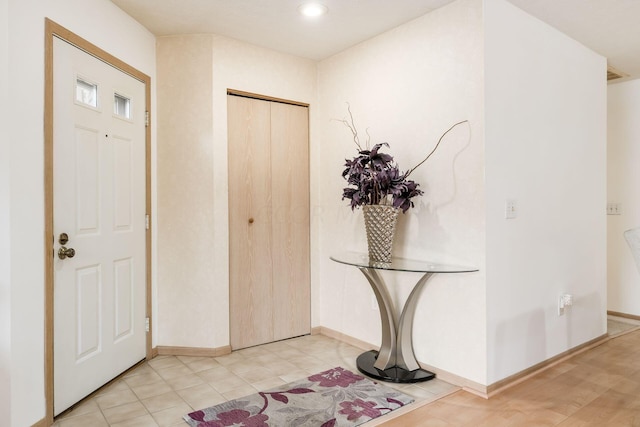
[270,102,311,341]
[228,95,274,349]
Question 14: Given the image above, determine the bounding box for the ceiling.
[111,0,640,82]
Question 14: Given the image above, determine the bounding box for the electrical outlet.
[558,294,573,316]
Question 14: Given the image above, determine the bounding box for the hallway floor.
[53,318,640,426]
[53,334,458,426]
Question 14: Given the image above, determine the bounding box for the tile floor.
[607,315,640,336]
[53,334,459,427]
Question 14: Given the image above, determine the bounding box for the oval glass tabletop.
[330,251,478,274]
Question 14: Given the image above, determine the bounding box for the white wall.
[155,34,318,348]
[6,0,156,424]
[608,79,640,316]
[484,0,607,383]
[317,0,487,384]
[1,0,12,424]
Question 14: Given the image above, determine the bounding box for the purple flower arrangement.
[340,107,467,213]
[342,142,422,213]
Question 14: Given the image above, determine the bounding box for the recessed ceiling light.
[298,3,328,17]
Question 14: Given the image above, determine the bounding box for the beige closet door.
[228,94,310,350]
[270,102,310,341]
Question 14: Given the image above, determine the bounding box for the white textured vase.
[363,205,400,263]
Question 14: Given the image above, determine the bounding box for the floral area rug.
[183,366,414,427]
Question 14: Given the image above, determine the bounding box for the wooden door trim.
[227,89,309,107]
[44,18,153,424]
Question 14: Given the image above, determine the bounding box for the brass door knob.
[58,246,76,260]
[248,218,254,224]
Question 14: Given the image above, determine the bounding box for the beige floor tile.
[262,359,298,375]
[163,373,205,391]
[54,397,100,420]
[150,402,192,427]
[221,384,258,401]
[400,384,438,399]
[250,376,287,391]
[234,367,279,383]
[196,365,233,383]
[209,374,249,393]
[95,379,132,396]
[96,389,140,410]
[282,336,312,347]
[416,378,460,396]
[287,354,325,369]
[252,351,293,364]
[279,369,312,383]
[155,364,193,381]
[123,371,163,388]
[124,364,156,378]
[185,357,220,373]
[258,341,295,352]
[109,414,159,427]
[130,381,174,400]
[264,347,307,361]
[147,356,183,370]
[177,383,226,410]
[176,355,207,364]
[141,391,186,413]
[301,360,338,374]
[225,359,263,375]
[212,352,246,366]
[54,410,109,427]
[298,344,335,356]
[235,346,272,358]
[102,401,149,425]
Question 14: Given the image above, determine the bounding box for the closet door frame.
[227,89,310,350]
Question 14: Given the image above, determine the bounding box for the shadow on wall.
[393,123,473,260]
[625,227,640,276]
[491,288,604,382]
[492,308,546,381]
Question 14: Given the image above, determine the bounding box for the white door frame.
[44,18,153,425]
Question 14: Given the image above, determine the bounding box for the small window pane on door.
[76,78,97,108]
[114,93,131,119]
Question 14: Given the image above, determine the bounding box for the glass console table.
[330,251,478,383]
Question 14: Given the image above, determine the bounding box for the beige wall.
[156,34,318,348]
[157,35,216,347]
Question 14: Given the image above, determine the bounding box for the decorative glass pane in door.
[75,77,97,108]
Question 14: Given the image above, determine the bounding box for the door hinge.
[145,317,150,333]
[145,214,150,230]
[145,111,150,128]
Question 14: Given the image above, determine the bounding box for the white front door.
[52,37,147,415]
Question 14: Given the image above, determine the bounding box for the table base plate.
[356,350,435,383]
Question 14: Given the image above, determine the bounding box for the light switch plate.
[505,199,517,219]
[607,202,622,215]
